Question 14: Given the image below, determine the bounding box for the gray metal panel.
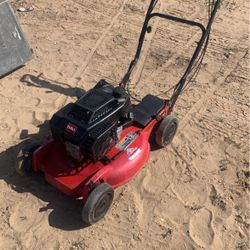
[0,1,32,77]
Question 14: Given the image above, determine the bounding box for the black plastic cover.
[133,95,165,128]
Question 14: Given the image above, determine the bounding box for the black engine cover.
[50,81,130,162]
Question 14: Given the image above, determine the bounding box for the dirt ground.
[0,0,249,249]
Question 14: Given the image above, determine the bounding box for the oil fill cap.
[113,86,126,98]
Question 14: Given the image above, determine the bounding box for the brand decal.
[127,147,137,156]
[116,132,138,150]
[66,123,78,134]
[127,147,142,161]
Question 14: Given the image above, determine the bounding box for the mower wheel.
[16,144,40,176]
[82,183,114,225]
[155,115,178,147]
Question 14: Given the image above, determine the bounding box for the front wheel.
[155,115,178,147]
[82,183,114,225]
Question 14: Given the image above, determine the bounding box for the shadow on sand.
[0,75,88,231]
[20,73,85,98]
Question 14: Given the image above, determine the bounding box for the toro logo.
[65,123,78,134]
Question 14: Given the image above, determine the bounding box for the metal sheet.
[0,0,32,77]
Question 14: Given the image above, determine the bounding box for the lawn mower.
[16,0,221,225]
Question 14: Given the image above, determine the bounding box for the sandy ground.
[0,0,249,249]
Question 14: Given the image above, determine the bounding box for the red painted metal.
[32,104,171,199]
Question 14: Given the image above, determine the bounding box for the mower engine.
[50,80,131,162]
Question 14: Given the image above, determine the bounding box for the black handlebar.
[120,0,221,109]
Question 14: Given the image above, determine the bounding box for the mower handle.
[120,0,221,109]
[170,0,221,109]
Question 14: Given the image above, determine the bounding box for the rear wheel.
[82,183,114,225]
[155,115,178,147]
[16,144,40,176]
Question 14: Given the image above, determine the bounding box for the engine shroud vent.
[79,91,111,109]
